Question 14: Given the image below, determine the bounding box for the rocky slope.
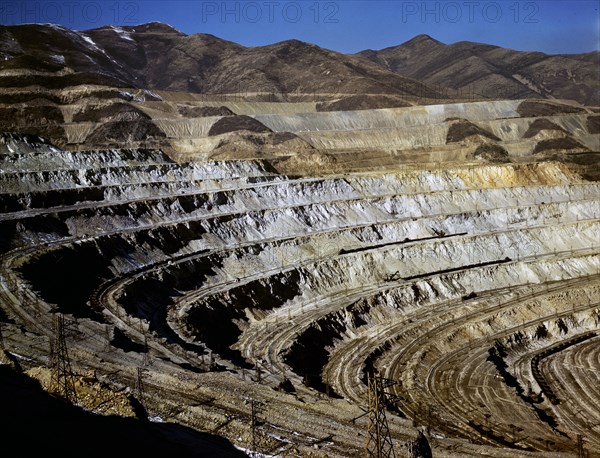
[357,34,600,106]
[1,132,599,456]
[0,22,444,100]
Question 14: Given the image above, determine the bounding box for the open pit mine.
[1,22,599,458]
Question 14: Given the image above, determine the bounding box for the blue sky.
[1,1,599,54]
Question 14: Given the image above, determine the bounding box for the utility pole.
[365,373,396,458]
[49,314,77,403]
[577,434,585,458]
[254,360,262,383]
[426,404,436,436]
[135,366,144,398]
[139,318,151,367]
[135,366,145,407]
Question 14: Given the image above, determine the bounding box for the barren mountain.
[0,22,444,100]
[1,23,597,106]
[357,34,600,106]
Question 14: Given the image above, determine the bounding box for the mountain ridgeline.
[356,34,599,106]
[0,22,442,101]
[0,23,598,105]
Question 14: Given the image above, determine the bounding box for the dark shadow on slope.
[18,245,114,321]
[533,137,588,154]
[0,365,246,458]
[178,105,235,117]
[587,115,600,134]
[184,270,303,368]
[111,327,147,353]
[208,115,271,136]
[516,100,586,117]
[486,343,566,436]
[446,119,501,143]
[522,118,567,138]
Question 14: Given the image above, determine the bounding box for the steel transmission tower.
[365,373,397,458]
[49,314,77,403]
[577,434,585,458]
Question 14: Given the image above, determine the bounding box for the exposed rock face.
[247,99,598,177]
[1,131,600,457]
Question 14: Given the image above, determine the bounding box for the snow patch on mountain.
[111,26,135,42]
